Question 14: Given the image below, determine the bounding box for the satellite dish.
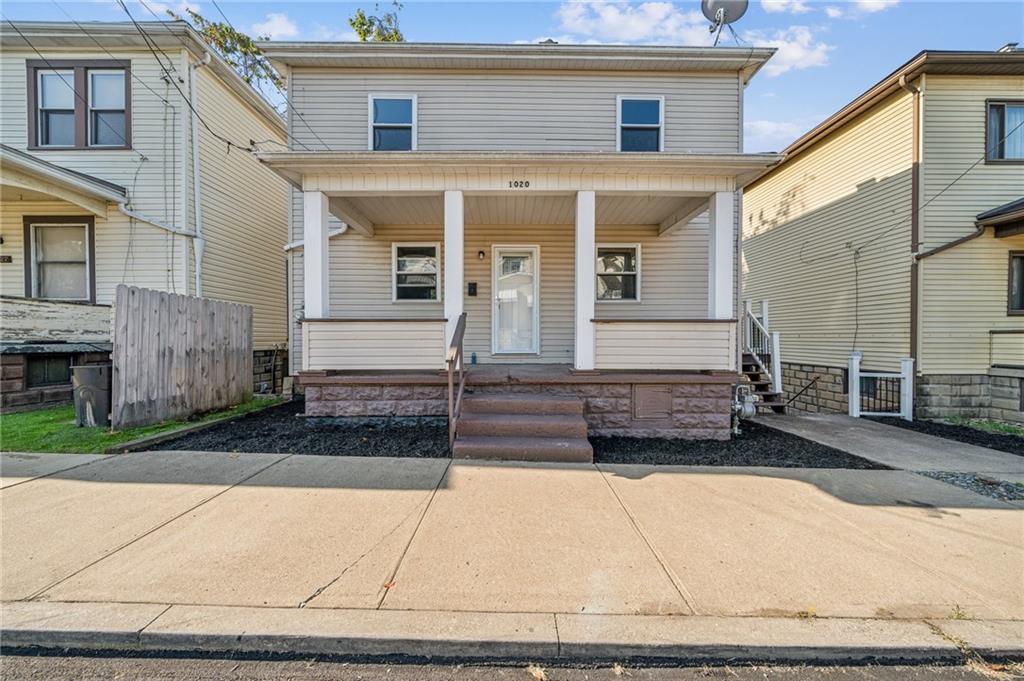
[701,0,749,24]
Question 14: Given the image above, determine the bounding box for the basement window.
[392,243,439,301]
[26,355,72,388]
[596,245,640,301]
[370,95,416,151]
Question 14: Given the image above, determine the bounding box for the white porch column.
[303,191,330,318]
[443,190,464,346]
[574,190,596,371]
[707,191,735,319]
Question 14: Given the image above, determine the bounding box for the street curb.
[4,602,1021,664]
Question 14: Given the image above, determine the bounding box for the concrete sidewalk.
[756,414,1024,474]
[2,451,1022,662]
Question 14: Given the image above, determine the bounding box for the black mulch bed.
[591,421,890,468]
[869,417,1024,457]
[155,400,449,457]
[156,401,886,468]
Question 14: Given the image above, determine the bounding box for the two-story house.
[743,47,1024,423]
[256,41,781,460]
[0,21,289,411]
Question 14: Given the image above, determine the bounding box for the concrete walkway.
[756,414,1024,474]
[1,451,1021,662]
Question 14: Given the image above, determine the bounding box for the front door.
[492,246,539,354]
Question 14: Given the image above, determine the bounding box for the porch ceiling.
[338,193,704,227]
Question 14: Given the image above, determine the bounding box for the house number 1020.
[508,180,530,188]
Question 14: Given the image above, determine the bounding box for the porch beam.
[303,191,331,318]
[659,196,709,236]
[707,191,734,320]
[575,190,596,371]
[327,197,375,237]
[444,190,464,348]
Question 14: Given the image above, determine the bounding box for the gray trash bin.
[72,364,112,427]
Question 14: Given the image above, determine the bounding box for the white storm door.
[492,246,539,354]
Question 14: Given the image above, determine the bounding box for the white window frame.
[616,95,664,152]
[391,241,441,303]
[29,222,92,302]
[87,68,127,148]
[596,243,641,303]
[368,94,418,151]
[491,244,541,355]
[36,69,75,148]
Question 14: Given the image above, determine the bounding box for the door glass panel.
[495,251,535,353]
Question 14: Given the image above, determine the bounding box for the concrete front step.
[458,411,589,438]
[462,393,583,416]
[453,435,593,463]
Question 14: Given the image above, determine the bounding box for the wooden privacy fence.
[112,285,253,429]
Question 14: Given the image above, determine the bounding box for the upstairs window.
[987,101,1024,161]
[618,96,663,152]
[393,243,439,301]
[1011,252,1023,314]
[596,245,640,301]
[37,70,75,147]
[28,60,130,149]
[370,95,416,151]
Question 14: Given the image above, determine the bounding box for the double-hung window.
[1011,252,1024,315]
[596,244,640,301]
[393,243,439,301]
[370,95,416,151]
[617,96,663,152]
[28,60,130,149]
[987,101,1024,162]
[26,219,94,302]
[37,70,76,147]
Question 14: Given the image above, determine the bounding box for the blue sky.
[4,1,1022,151]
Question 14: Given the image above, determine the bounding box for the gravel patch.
[591,421,890,469]
[155,400,448,457]
[869,417,1024,457]
[919,471,1024,503]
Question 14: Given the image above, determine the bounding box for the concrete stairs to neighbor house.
[452,393,593,463]
[742,353,786,414]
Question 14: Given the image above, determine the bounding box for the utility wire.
[3,18,142,157]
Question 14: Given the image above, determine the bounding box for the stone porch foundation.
[299,367,737,440]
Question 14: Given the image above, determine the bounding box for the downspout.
[117,202,196,238]
[899,73,922,366]
[916,224,988,260]
[189,52,212,297]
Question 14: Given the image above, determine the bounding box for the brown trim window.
[987,100,1024,162]
[1010,251,1024,315]
[23,216,96,303]
[27,60,131,150]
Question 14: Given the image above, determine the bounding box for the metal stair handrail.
[447,312,468,448]
[743,301,782,394]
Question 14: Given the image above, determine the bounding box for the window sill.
[27,145,133,152]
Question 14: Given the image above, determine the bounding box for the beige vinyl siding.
[742,91,914,372]
[918,75,1024,375]
[194,67,288,350]
[290,70,740,153]
[990,331,1024,368]
[595,321,736,370]
[0,199,176,302]
[303,320,445,370]
[289,219,714,369]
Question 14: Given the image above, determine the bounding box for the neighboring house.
[743,47,1024,423]
[256,41,781,460]
[0,21,289,412]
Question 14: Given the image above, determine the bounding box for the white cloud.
[554,1,713,45]
[761,0,812,14]
[854,0,899,12]
[311,24,359,42]
[743,25,832,77]
[250,12,298,40]
[824,6,844,18]
[744,116,822,152]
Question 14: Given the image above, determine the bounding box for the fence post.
[848,351,862,418]
[770,331,782,394]
[900,357,915,421]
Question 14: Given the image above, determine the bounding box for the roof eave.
[0,145,128,203]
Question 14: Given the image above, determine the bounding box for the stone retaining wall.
[779,362,847,414]
[253,349,288,394]
[917,374,1023,424]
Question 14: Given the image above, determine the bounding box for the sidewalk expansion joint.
[138,604,173,639]
[26,454,295,602]
[595,466,700,616]
[0,455,115,492]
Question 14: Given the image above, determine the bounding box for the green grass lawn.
[0,397,284,454]
[946,417,1024,438]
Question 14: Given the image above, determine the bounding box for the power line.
[3,18,142,157]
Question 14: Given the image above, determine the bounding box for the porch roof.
[256,151,783,192]
[0,144,127,216]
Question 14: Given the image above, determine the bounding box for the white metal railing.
[848,352,914,421]
[743,300,782,394]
